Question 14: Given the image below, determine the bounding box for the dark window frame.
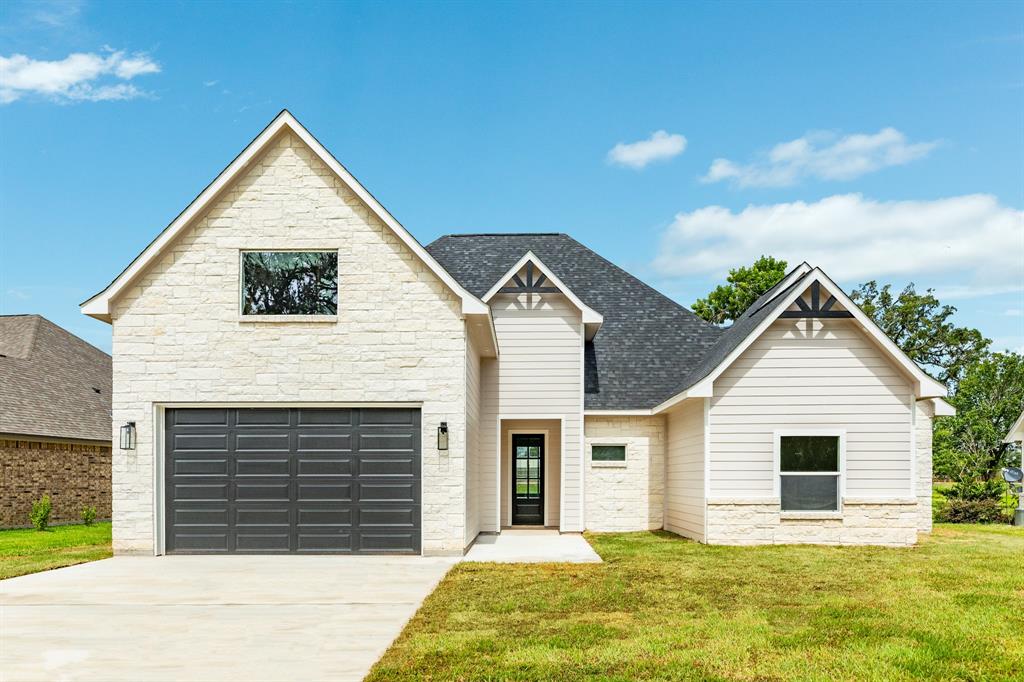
[776,432,844,513]
[240,250,339,316]
[591,444,627,463]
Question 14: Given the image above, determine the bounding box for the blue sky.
[1,0,1021,354]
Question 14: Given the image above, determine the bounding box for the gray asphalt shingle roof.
[426,233,725,410]
[0,315,112,442]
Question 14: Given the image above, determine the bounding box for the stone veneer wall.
[0,439,112,528]
[108,131,467,555]
[705,499,919,547]
[584,415,665,532]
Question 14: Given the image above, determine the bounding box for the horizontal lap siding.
[480,291,583,532]
[664,399,705,541]
[710,319,913,499]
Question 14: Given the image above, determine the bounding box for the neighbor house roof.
[426,233,723,411]
[1006,410,1024,444]
[0,315,112,443]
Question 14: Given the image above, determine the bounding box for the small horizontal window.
[242,251,338,316]
[592,445,626,462]
[780,435,840,512]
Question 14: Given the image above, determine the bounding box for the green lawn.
[0,522,112,579]
[369,525,1024,681]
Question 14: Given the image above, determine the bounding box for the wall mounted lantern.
[437,422,449,451]
[120,421,137,450]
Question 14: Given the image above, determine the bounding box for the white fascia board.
[929,397,957,417]
[1004,410,1024,442]
[481,251,604,325]
[583,409,653,416]
[80,110,488,321]
[653,267,950,414]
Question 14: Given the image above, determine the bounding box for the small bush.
[81,506,97,526]
[935,498,1008,524]
[29,495,52,531]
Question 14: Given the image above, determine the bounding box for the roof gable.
[81,110,487,322]
[655,267,948,413]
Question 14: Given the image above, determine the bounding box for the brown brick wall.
[0,439,112,528]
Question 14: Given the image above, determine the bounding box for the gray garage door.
[165,407,421,554]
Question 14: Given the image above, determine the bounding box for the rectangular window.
[779,435,840,511]
[241,251,338,315]
[591,445,626,462]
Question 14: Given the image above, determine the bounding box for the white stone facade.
[109,131,468,555]
[705,499,920,547]
[583,415,665,532]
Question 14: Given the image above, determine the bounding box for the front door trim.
[505,428,551,527]
[510,432,545,526]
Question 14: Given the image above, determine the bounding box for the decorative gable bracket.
[497,262,561,295]
[779,281,853,319]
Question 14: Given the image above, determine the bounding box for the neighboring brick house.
[81,111,954,556]
[0,315,112,527]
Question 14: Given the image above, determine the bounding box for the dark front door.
[511,433,544,525]
[165,407,421,554]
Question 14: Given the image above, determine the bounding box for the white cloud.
[0,50,160,103]
[1006,309,1022,317]
[702,128,939,187]
[607,130,687,169]
[653,193,1024,289]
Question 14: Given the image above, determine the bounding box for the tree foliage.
[692,256,788,324]
[933,352,1024,498]
[850,281,990,387]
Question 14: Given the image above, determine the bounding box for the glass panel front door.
[511,434,544,525]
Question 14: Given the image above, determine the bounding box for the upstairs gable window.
[241,251,338,315]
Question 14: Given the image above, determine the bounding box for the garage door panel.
[172,409,229,426]
[296,433,352,451]
[236,507,290,526]
[297,482,353,501]
[358,507,417,527]
[236,408,290,426]
[173,483,229,501]
[235,482,290,501]
[235,432,291,452]
[173,433,229,451]
[236,534,291,552]
[359,456,416,477]
[166,407,420,555]
[359,482,416,502]
[297,457,352,476]
[297,508,352,526]
[235,458,290,476]
[360,532,419,553]
[172,458,229,476]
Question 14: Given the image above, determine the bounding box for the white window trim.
[773,429,846,513]
[238,249,340,319]
[589,440,628,468]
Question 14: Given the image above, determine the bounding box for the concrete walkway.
[463,529,602,563]
[1,555,455,682]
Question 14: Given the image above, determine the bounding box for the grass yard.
[369,525,1024,681]
[0,522,112,579]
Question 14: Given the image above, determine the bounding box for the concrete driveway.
[1,555,455,682]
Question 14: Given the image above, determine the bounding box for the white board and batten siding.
[478,289,583,532]
[710,318,915,500]
[664,398,706,541]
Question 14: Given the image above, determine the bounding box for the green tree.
[933,352,1024,498]
[850,281,990,387]
[692,256,788,324]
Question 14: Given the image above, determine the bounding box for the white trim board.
[81,110,489,322]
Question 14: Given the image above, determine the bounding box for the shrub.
[935,498,1008,524]
[81,506,97,526]
[29,495,52,531]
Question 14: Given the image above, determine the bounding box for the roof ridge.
[560,233,722,334]
[437,232,567,238]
